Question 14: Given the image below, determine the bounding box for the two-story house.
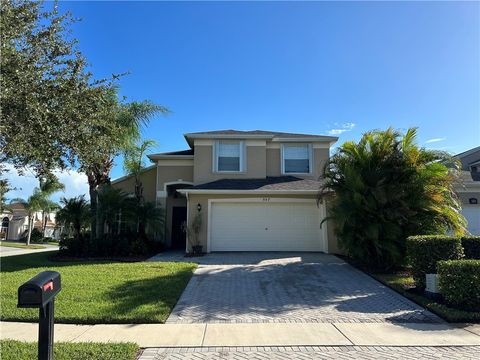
[0,202,59,241]
[112,130,340,253]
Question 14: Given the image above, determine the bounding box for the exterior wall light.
[197,203,202,212]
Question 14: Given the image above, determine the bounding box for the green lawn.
[373,273,480,323]
[0,241,46,249]
[0,340,139,360]
[0,252,196,323]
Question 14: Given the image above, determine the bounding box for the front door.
[171,207,187,250]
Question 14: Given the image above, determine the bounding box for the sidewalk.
[1,321,479,348]
[0,244,58,257]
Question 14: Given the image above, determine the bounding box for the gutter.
[177,189,320,195]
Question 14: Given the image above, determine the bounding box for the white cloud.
[3,165,89,203]
[327,122,355,135]
[425,137,446,144]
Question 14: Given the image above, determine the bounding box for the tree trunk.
[42,210,47,237]
[86,157,113,241]
[87,173,97,240]
[26,214,33,246]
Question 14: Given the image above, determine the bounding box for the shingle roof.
[155,149,194,156]
[183,130,338,147]
[185,129,331,138]
[189,176,322,191]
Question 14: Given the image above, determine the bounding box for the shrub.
[461,236,480,259]
[319,128,464,270]
[59,235,91,256]
[28,228,43,243]
[129,238,148,255]
[438,259,480,311]
[406,235,464,288]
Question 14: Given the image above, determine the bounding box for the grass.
[373,272,480,323]
[0,241,46,249]
[0,340,139,360]
[0,251,196,323]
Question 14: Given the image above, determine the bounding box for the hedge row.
[406,235,464,289]
[461,236,480,259]
[438,260,480,312]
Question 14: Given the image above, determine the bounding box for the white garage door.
[210,201,325,252]
[462,205,480,235]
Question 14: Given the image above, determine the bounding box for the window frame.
[281,143,313,175]
[213,140,245,173]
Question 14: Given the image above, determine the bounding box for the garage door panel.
[210,201,324,252]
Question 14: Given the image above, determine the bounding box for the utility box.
[425,273,441,300]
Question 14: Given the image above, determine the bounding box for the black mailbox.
[18,271,61,309]
[18,271,61,360]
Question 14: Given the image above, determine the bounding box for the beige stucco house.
[0,203,58,241]
[113,130,339,253]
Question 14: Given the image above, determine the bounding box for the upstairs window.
[215,141,243,172]
[282,144,312,174]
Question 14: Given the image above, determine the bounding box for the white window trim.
[281,143,313,175]
[213,140,245,173]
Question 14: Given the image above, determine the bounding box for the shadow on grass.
[104,268,195,323]
[0,252,120,273]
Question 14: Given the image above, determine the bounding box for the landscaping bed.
[0,340,139,360]
[0,241,46,249]
[372,271,480,323]
[0,251,196,324]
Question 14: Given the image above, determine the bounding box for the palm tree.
[123,139,157,204]
[81,89,169,240]
[97,185,135,236]
[134,201,165,237]
[56,196,90,238]
[38,175,64,236]
[11,191,44,245]
[319,127,465,269]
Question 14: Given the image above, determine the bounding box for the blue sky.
[7,1,480,201]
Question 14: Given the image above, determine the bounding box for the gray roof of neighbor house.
[455,146,480,159]
[183,130,338,147]
[182,176,322,192]
[454,146,480,181]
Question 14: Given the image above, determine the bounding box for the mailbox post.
[18,271,61,360]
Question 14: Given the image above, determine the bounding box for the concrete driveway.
[163,252,442,324]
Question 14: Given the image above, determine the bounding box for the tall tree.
[0,0,109,175]
[76,88,168,240]
[319,128,465,269]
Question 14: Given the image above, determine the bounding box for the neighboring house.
[0,203,58,241]
[455,146,480,235]
[113,130,339,253]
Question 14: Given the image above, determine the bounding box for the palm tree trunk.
[87,172,100,240]
[42,210,47,237]
[26,214,33,246]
